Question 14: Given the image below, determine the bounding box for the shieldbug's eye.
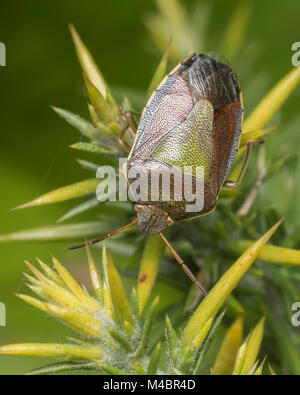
[134,205,143,213]
[167,217,175,227]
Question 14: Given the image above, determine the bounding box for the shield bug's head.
[134,204,174,234]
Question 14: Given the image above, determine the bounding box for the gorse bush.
[0,225,283,375]
[0,0,300,374]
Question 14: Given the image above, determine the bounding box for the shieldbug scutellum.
[71,53,263,294]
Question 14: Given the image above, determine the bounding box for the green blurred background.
[0,0,299,374]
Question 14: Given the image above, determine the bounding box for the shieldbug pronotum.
[71,53,263,294]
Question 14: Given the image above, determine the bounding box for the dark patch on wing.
[179,54,240,113]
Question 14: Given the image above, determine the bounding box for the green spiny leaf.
[70,142,113,154]
[137,235,165,314]
[147,40,171,99]
[254,356,267,375]
[227,240,300,266]
[220,0,253,60]
[69,24,114,103]
[86,243,102,302]
[165,315,177,362]
[108,328,132,352]
[82,73,118,125]
[135,296,159,357]
[101,365,127,375]
[27,361,98,375]
[147,342,162,374]
[240,125,279,147]
[180,221,281,355]
[76,158,99,172]
[0,343,102,360]
[0,222,112,242]
[212,314,244,375]
[192,309,226,375]
[100,244,115,320]
[52,256,100,314]
[107,249,133,324]
[130,288,139,319]
[243,66,300,132]
[239,316,265,375]
[52,106,98,140]
[12,179,100,209]
[57,197,100,223]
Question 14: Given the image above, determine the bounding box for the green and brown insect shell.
[126,53,243,234]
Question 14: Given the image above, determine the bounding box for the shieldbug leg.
[117,121,132,153]
[120,109,138,135]
[68,218,138,250]
[125,111,138,136]
[117,138,131,154]
[237,165,269,216]
[118,112,138,153]
[159,232,208,296]
[223,138,265,189]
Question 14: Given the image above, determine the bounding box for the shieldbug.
[70,53,262,294]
